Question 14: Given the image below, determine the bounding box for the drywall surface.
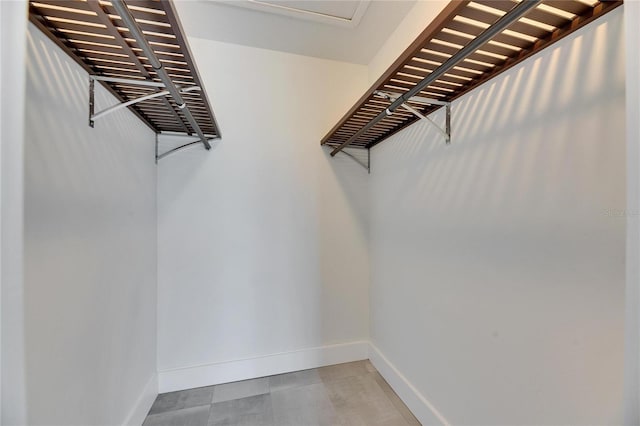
[625,2,640,424]
[367,0,447,85]
[22,24,157,425]
[369,8,625,425]
[0,1,28,424]
[157,39,370,383]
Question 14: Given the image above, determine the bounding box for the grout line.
[144,360,419,425]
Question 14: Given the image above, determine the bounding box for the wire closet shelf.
[29,0,222,160]
[321,0,622,160]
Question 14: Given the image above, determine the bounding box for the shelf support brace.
[324,146,370,172]
[90,76,166,88]
[401,102,451,144]
[446,102,451,145]
[89,82,201,123]
[375,91,451,144]
[89,77,95,128]
[156,136,214,161]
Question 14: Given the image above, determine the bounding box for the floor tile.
[149,386,215,415]
[325,373,408,426]
[212,377,269,404]
[317,360,371,383]
[208,394,274,426]
[364,360,377,373]
[142,361,421,426]
[271,382,341,426]
[370,372,420,426]
[143,405,211,426]
[268,368,321,392]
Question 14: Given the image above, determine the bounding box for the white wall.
[625,2,640,424]
[157,39,370,391]
[369,8,626,425]
[21,24,158,425]
[1,1,28,424]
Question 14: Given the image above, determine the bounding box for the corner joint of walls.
[123,374,158,426]
[368,343,451,426]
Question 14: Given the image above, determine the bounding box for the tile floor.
[144,360,420,426]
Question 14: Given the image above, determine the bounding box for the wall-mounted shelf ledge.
[321,0,622,157]
[29,0,223,159]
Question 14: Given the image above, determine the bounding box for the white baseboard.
[158,341,369,393]
[123,374,158,426]
[369,343,451,426]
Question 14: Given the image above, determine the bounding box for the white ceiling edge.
[174,0,417,65]
[215,0,371,28]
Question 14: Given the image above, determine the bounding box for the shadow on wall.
[368,10,625,425]
[314,144,371,350]
[23,26,156,425]
[374,16,624,224]
[25,30,152,194]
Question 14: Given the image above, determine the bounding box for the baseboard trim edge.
[123,373,158,426]
[369,343,451,426]
[158,340,369,393]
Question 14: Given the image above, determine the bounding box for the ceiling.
[173,0,416,64]
[225,1,371,27]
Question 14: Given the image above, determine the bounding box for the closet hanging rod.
[329,0,541,157]
[110,0,212,151]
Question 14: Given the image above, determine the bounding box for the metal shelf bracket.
[375,91,451,144]
[88,76,201,126]
[324,146,371,173]
[89,77,95,128]
[156,134,215,161]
